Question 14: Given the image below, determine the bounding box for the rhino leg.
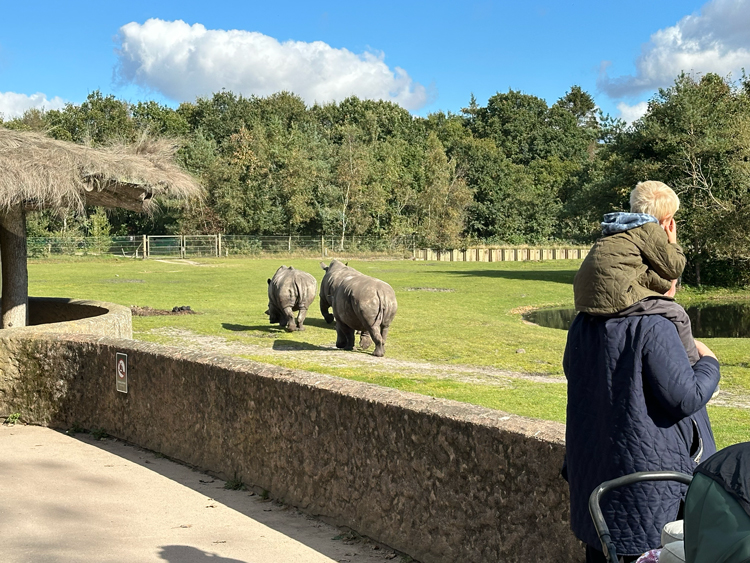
[320,296,335,324]
[369,325,386,357]
[296,307,308,331]
[282,306,296,332]
[335,320,355,350]
[358,331,372,350]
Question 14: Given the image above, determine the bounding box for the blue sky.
[2,0,748,123]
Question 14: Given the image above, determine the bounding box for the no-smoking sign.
[116,353,128,393]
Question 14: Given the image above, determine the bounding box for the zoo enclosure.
[26,234,590,261]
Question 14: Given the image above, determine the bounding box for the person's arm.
[641,320,720,419]
[637,223,686,281]
[638,269,673,295]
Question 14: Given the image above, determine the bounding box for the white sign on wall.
[116,353,128,393]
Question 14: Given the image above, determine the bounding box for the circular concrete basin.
[0,297,132,339]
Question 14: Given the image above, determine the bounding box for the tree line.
[2,72,749,285]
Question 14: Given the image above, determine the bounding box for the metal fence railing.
[25,234,590,263]
[26,234,416,259]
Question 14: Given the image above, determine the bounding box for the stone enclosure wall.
[0,297,132,339]
[0,333,582,563]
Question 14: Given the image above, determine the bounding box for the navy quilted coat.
[563,313,720,556]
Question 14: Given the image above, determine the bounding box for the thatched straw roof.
[0,128,202,213]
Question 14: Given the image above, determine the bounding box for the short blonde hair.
[630,181,680,221]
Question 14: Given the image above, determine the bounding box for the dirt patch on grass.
[404,287,455,292]
[131,306,198,317]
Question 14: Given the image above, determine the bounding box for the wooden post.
[217,233,222,257]
[321,235,325,257]
[142,235,148,259]
[0,206,29,328]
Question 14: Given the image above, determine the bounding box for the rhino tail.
[373,287,393,329]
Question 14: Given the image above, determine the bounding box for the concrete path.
[0,425,403,563]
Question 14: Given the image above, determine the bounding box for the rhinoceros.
[319,259,360,324]
[266,266,317,331]
[320,260,397,357]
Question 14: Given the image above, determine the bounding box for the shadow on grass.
[433,269,577,284]
[301,317,335,329]
[272,340,330,351]
[222,323,283,333]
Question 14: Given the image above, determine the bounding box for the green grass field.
[26,256,750,448]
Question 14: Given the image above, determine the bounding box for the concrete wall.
[0,333,581,563]
[416,247,590,262]
[0,297,132,339]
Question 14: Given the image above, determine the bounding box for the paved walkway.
[0,425,402,563]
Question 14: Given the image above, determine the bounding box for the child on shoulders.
[574,180,700,365]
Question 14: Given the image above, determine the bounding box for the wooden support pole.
[0,206,29,328]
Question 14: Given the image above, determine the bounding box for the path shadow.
[272,340,331,351]
[70,431,394,563]
[221,323,283,333]
[433,269,577,285]
[158,545,247,563]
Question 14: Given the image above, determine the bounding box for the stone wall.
[0,333,582,563]
[0,297,132,339]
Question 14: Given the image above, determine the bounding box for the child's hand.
[695,340,717,360]
[664,279,677,298]
[663,217,677,243]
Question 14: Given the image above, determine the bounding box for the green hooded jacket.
[574,215,686,315]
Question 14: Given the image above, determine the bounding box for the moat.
[525,301,750,338]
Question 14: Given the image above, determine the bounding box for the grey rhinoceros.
[266,266,317,331]
[319,259,361,324]
[320,260,397,357]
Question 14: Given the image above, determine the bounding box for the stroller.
[590,441,750,563]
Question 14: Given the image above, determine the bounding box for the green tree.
[46,91,135,145]
[417,133,473,248]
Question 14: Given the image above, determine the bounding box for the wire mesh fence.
[25,234,588,262]
[26,234,416,259]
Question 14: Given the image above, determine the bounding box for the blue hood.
[601,212,658,235]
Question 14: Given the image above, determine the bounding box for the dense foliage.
[2,73,750,284]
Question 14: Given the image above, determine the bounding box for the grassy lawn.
[26,256,750,448]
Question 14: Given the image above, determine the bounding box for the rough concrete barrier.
[416,247,590,262]
[0,334,581,563]
[0,297,132,339]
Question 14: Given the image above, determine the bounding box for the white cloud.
[598,0,750,98]
[616,101,649,124]
[0,91,66,119]
[115,19,430,111]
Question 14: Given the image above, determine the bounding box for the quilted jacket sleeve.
[641,319,720,419]
[638,269,673,295]
[636,223,687,281]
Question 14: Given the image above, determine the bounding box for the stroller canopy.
[685,441,750,563]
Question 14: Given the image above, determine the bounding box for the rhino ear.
[264,309,269,315]
[267,278,271,284]
[345,261,349,266]
[320,261,328,271]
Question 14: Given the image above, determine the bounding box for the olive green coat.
[574,222,686,314]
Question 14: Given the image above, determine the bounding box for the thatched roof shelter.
[0,128,201,213]
[0,128,203,328]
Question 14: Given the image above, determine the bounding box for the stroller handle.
[589,471,693,563]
